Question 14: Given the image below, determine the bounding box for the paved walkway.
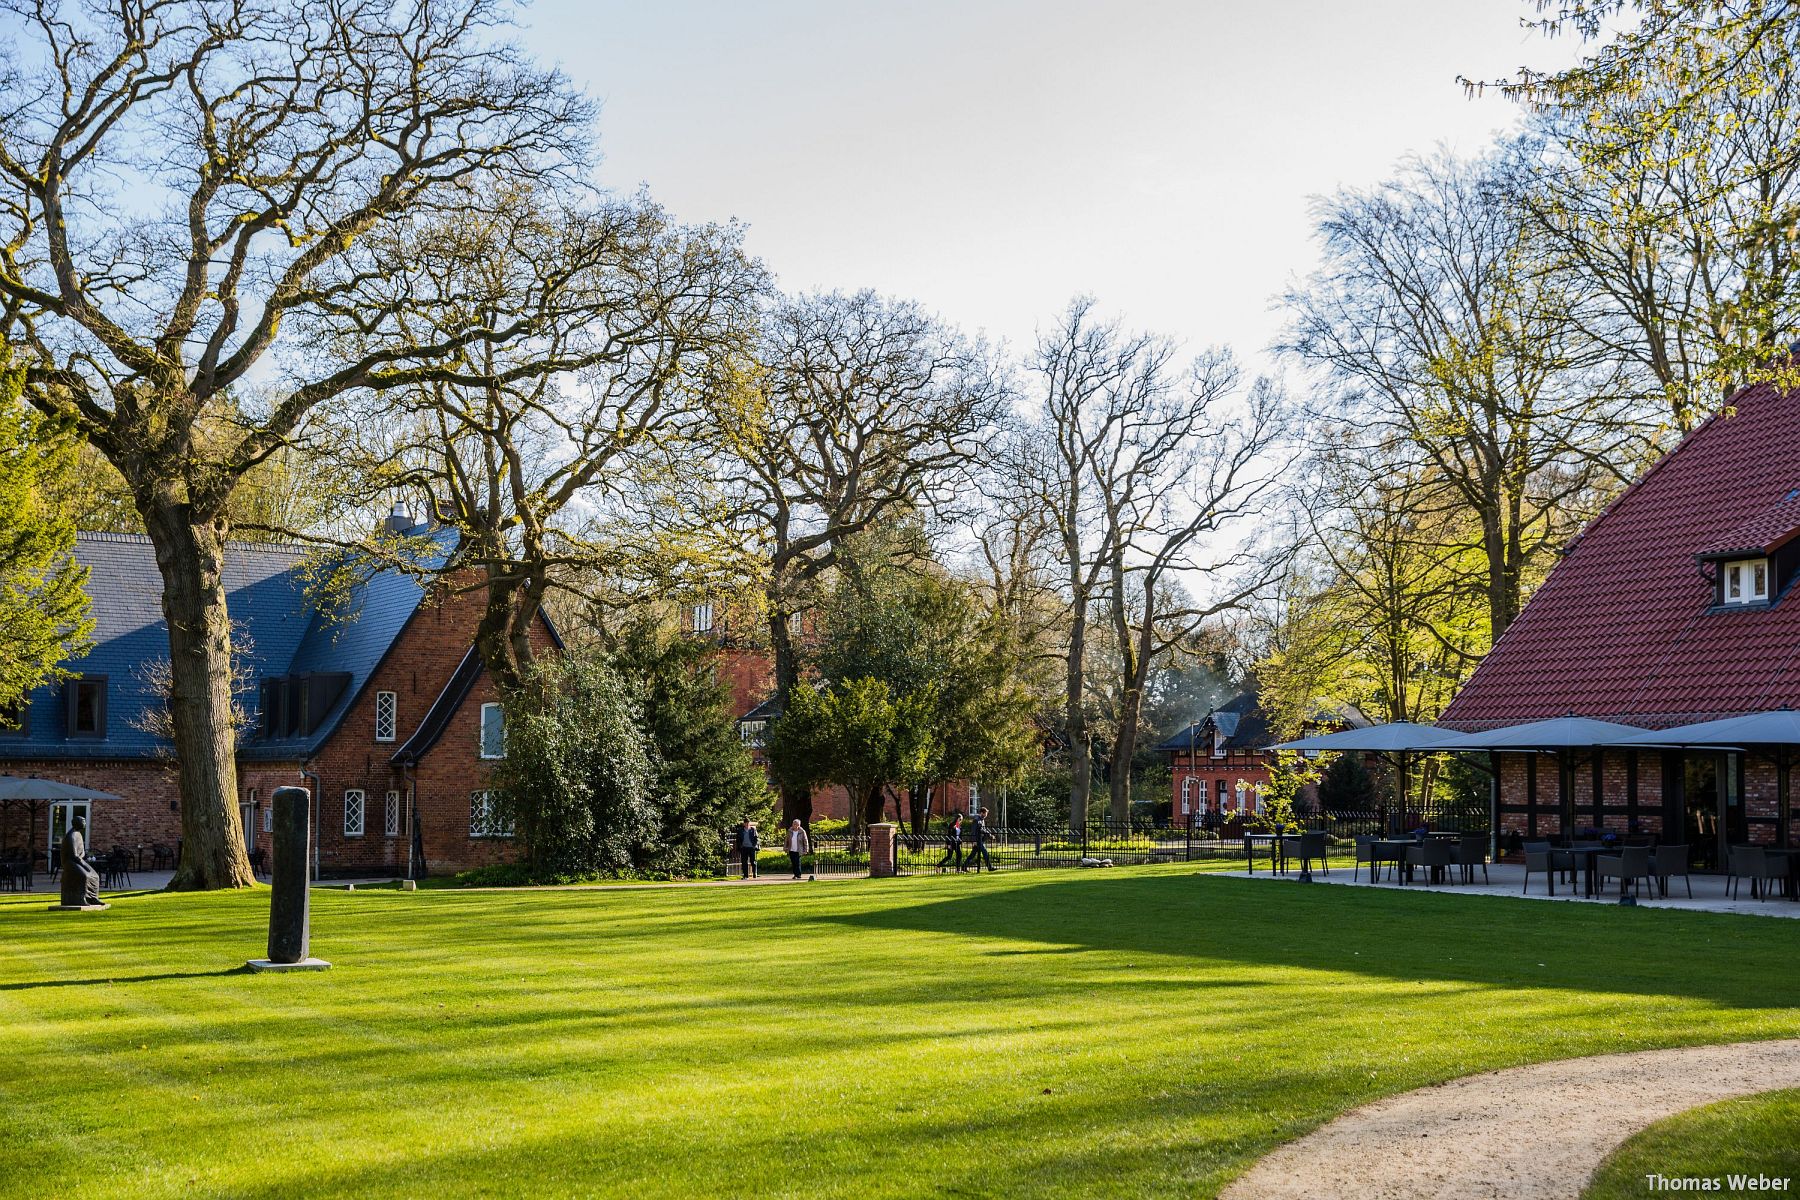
[1242,859,1800,918]
[1223,1039,1800,1200]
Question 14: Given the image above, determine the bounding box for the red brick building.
[1440,378,1800,864]
[684,602,977,825]
[0,524,551,877]
[1156,692,1280,821]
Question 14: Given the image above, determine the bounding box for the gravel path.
[1222,1039,1800,1200]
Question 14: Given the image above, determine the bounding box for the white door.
[50,800,92,856]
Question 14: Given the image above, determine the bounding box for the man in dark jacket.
[963,808,994,873]
[936,813,964,873]
[736,819,760,879]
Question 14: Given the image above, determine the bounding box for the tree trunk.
[768,603,812,828]
[142,505,256,890]
[1066,598,1091,833]
[861,782,887,829]
[1109,697,1140,824]
[907,783,931,834]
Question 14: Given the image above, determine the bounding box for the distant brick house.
[1157,692,1279,822]
[0,523,554,877]
[1440,378,1800,863]
[682,601,976,824]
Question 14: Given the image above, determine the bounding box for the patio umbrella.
[0,776,123,858]
[1270,723,1467,832]
[1430,716,1652,751]
[1433,717,1652,839]
[1607,710,1800,847]
[0,775,124,801]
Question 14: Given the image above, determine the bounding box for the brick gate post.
[869,823,897,877]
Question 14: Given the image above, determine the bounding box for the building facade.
[1440,378,1800,862]
[0,526,551,877]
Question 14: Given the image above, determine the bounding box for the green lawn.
[3,864,1798,1199]
[1584,1089,1800,1198]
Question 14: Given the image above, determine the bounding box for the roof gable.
[1442,382,1800,729]
[1,526,448,761]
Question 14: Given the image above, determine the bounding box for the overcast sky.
[519,0,1579,374]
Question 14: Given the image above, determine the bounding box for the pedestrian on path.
[937,813,964,872]
[736,819,760,879]
[786,819,810,878]
[964,808,994,873]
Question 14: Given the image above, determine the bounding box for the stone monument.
[247,785,330,972]
[51,816,107,911]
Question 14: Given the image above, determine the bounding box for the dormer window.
[1723,558,1771,606]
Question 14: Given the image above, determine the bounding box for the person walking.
[736,818,760,879]
[936,813,964,873]
[785,819,810,879]
[964,808,994,873]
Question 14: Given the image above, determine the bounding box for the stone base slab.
[245,958,332,973]
[47,903,110,912]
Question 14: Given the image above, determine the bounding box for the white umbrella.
[0,776,124,802]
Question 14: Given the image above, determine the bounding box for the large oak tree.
[0,0,590,887]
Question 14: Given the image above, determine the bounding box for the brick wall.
[0,758,184,860]
[304,582,554,878]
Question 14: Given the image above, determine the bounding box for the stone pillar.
[869,822,897,878]
[250,786,330,971]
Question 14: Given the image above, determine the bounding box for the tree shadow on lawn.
[827,871,1800,1011]
[0,967,249,991]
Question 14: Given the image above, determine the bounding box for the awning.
[1604,709,1800,748]
[1431,716,1651,751]
[0,776,125,802]
[1270,722,1463,754]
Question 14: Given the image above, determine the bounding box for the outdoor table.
[1244,832,1308,876]
[1560,845,1608,898]
[1369,838,1414,884]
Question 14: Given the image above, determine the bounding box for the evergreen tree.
[609,620,772,874]
[493,651,661,880]
[1317,752,1379,814]
[0,347,92,719]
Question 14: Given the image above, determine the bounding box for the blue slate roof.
[0,526,445,762]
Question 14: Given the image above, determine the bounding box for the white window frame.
[470,790,514,839]
[384,790,401,837]
[479,702,505,759]
[344,789,366,838]
[739,719,766,746]
[1723,557,1771,606]
[691,602,714,634]
[374,691,398,743]
[1212,731,1227,758]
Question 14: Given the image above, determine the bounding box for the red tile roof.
[1699,489,1800,557]
[1440,381,1800,730]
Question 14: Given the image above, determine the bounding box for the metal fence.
[714,806,1488,880]
[752,819,1251,878]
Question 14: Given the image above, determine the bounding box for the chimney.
[379,502,413,537]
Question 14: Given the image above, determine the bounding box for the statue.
[59,816,103,908]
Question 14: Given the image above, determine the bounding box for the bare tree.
[319,183,765,692]
[1028,299,1284,827]
[1283,150,1654,643]
[0,0,591,888]
[706,290,1005,828]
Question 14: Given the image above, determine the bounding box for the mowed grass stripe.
[2,866,1797,1198]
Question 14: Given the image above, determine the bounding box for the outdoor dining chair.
[1404,838,1455,886]
[1597,845,1653,899]
[1650,844,1692,899]
[1728,846,1785,901]
[1295,831,1329,877]
[1522,840,1557,895]
[1352,836,1377,882]
[1454,834,1489,884]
